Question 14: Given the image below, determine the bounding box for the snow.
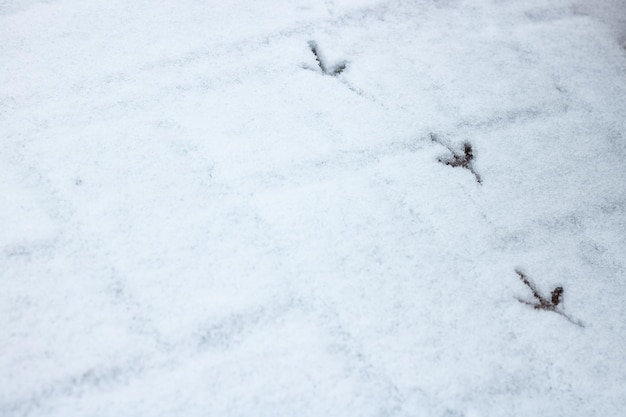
[1,0,626,416]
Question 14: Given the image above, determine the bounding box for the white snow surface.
[2,0,626,416]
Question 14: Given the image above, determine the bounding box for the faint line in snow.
[0,359,145,417]
[198,296,304,350]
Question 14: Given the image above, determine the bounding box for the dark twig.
[515,269,584,328]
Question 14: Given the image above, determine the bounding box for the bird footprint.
[515,268,584,327]
[430,133,482,184]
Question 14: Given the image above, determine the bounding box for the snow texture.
[1,0,626,416]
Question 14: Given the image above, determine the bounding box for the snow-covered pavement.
[2,1,626,415]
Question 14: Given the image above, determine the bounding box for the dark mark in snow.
[307,40,348,76]
[198,297,302,350]
[0,361,144,417]
[515,268,584,327]
[303,41,383,103]
[430,133,482,184]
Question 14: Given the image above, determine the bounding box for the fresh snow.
[1,0,626,416]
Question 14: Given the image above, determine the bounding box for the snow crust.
[2,0,626,416]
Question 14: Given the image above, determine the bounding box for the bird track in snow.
[515,268,584,328]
